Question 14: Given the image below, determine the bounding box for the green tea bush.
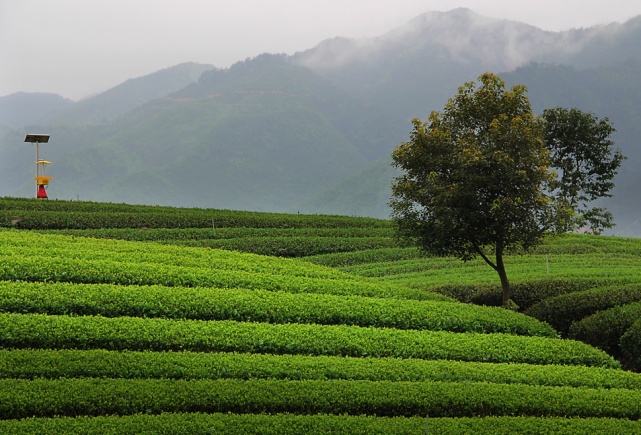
[621,319,641,370]
[3,349,639,390]
[569,302,641,356]
[37,227,394,241]
[1,198,391,230]
[168,236,399,257]
[0,281,554,336]
[305,248,423,267]
[0,378,640,419]
[0,313,617,366]
[0,256,451,302]
[3,413,640,435]
[433,280,601,310]
[0,230,352,280]
[526,286,641,335]
[1,208,390,230]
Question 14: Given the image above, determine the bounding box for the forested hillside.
[1,8,640,229]
[0,56,404,211]
[36,62,215,126]
[298,57,641,233]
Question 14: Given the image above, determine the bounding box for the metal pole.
[36,141,39,196]
[546,254,549,274]
[426,414,429,435]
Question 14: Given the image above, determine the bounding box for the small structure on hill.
[24,134,52,199]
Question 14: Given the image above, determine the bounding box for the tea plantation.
[1,197,641,434]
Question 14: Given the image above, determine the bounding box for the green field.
[1,197,641,433]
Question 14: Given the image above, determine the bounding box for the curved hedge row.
[622,319,641,371]
[3,349,640,390]
[0,256,451,302]
[167,237,399,257]
[1,209,391,229]
[569,302,641,356]
[0,282,554,337]
[0,231,352,281]
[1,198,391,228]
[1,378,641,419]
[3,413,640,435]
[0,313,617,367]
[0,257,453,302]
[304,235,641,268]
[431,280,601,310]
[525,286,641,335]
[37,227,395,241]
[305,248,423,267]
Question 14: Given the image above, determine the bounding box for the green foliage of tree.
[390,73,623,305]
[543,107,625,234]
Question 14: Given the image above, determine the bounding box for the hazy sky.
[2,0,640,100]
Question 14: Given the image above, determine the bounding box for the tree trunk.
[495,245,510,305]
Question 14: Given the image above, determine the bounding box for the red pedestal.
[37,185,48,199]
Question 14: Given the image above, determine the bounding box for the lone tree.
[390,73,623,306]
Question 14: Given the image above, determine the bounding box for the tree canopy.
[543,107,625,234]
[390,73,623,305]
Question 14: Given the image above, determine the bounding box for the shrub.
[2,414,640,435]
[3,348,640,390]
[0,281,555,337]
[0,378,640,420]
[0,313,617,367]
[525,285,641,335]
[169,236,399,257]
[36,227,395,241]
[568,302,641,356]
[434,279,600,310]
[621,319,641,371]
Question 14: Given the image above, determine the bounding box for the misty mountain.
[533,15,641,69]
[36,62,215,126]
[1,56,405,211]
[3,8,641,227]
[290,8,641,121]
[298,58,641,233]
[0,92,73,129]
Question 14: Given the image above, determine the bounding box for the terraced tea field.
[1,197,641,433]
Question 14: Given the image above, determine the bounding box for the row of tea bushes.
[342,253,641,290]
[570,303,641,356]
[0,313,617,367]
[1,209,391,230]
[402,279,600,310]
[0,256,451,302]
[305,248,424,267]
[304,234,641,268]
[3,413,640,435]
[167,236,398,257]
[3,349,640,390]
[37,227,395,241]
[0,230,352,280]
[2,378,641,420]
[622,319,641,370]
[0,281,554,337]
[525,286,641,335]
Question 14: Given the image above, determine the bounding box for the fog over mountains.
[2,8,640,235]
